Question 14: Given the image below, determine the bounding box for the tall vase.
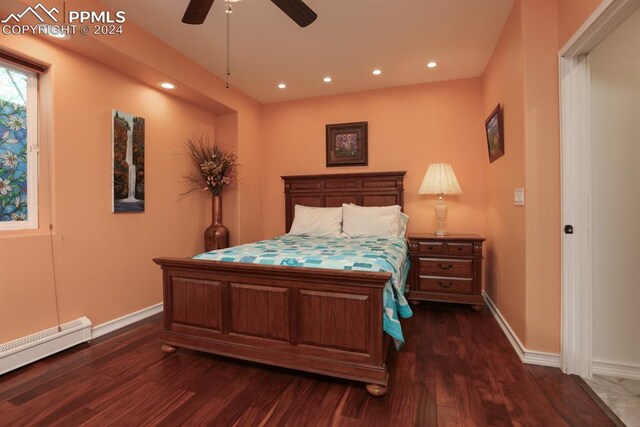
[204,195,229,251]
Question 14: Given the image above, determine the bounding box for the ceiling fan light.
[278,83,287,89]
[372,69,382,76]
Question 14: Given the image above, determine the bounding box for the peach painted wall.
[236,105,265,245]
[0,35,217,343]
[482,0,602,352]
[482,0,527,342]
[1,0,266,343]
[261,78,487,239]
[215,109,264,248]
[558,0,603,48]
[21,0,267,246]
[217,113,240,247]
[521,0,561,352]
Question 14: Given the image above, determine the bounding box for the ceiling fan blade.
[182,0,215,24]
[271,0,318,27]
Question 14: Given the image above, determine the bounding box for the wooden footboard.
[153,257,393,395]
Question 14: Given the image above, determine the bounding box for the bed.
[153,171,408,397]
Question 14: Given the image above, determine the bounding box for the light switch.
[514,188,525,206]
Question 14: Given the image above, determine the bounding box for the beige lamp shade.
[418,163,462,195]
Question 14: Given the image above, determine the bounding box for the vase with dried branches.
[182,134,237,251]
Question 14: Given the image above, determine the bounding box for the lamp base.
[434,195,449,237]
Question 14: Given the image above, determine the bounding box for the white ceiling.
[101,0,514,104]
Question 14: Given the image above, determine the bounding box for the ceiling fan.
[182,0,318,27]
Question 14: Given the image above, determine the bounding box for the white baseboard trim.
[593,360,640,380]
[482,292,561,368]
[91,303,163,340]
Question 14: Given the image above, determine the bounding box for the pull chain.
[225,1,231,89]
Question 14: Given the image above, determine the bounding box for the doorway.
[561,0,640,425]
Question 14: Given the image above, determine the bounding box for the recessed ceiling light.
[323,76,332,83]
[427,61,438,68]
[40,25,70,40]
[159,82,176,90]
[48,32,69,40]
[278,83,287,89]
[372,69,382,76]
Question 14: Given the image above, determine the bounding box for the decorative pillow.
[398,212,409,237]
[342,203,401,237]
[288,205,343,237]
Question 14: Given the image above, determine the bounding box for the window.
[0,60,38,230]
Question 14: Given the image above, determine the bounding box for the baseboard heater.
[0,317,92,375]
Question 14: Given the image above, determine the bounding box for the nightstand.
[407,234,485,310]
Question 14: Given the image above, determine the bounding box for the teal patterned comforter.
[194,235,413,348]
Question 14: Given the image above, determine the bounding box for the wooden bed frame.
[153,171,406,397]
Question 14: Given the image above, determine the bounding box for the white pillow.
[288,205,342,237]
[345,203,408,237]
[342,203,401,237]
[398,212,409,237]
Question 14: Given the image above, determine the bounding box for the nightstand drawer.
[446,243,473,256]
[417,241,444,255]
[419,258,473,277]
[417,277,473,294]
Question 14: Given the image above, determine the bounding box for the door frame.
[560,0,640,378]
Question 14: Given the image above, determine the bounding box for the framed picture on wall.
[112,110,145,213]
[326,121,368,167]
[485,104,504,163]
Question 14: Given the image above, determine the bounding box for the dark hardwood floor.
[0,303,612,426]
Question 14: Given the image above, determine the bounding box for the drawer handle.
[437,263,454,270]
[428,245,434,250]
[438,281,454,288]
[457,246,463,251]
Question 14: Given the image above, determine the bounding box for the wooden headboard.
[281,171,406,232]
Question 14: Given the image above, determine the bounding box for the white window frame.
[0,59,38,231]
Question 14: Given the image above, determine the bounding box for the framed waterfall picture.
[112,110,145,213]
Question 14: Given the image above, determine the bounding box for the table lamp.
[418,163,462,236]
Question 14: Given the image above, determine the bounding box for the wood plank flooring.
[0,303,613,426]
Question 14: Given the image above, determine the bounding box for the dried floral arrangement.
[181,133,237,197]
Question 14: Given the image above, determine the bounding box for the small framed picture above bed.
[326,121,368,167]
[485,104,504,163]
